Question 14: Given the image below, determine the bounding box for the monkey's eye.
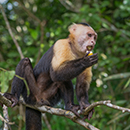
[88,34,92,37]
[94,36,97,40]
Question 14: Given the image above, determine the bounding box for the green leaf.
[124,78,130,89]
[30,29,38,40]
[0,70,15,93]
[7,70,15,80]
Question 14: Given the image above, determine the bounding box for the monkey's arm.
[50,53,98,82]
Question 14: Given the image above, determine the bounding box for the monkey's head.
[68,23,97,55]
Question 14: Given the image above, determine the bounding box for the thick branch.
[0,93,99,130]
[20,101,99,130]
[1,92,130,129]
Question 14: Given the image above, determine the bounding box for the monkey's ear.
[68,23,77,33]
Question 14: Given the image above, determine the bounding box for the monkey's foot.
[36,98,50,106]
[65,104,80,117]
[80,104,94,120]
[4,93,18,107]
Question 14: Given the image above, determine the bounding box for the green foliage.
[0,68,15,92]
[0,0,130,129]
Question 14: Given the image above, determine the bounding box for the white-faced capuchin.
[4,23,98,130]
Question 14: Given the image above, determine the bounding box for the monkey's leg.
[60,81,80,117]
[76,81,94,120]
[4,58,30,107]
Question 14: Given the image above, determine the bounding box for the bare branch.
[82,100,130,116]
[99,18,129,39]
[42,114,52,130]
[0,114,15,125]
[0,4,24,59]
[21,101,99,130]
[0,93,99,130]
[1,91,130,129]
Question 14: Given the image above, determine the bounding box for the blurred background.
[0,0,130,130]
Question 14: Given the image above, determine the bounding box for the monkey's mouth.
[86,45,94,51]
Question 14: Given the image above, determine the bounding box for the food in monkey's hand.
[86,51,93,56]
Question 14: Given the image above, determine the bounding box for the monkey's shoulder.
[53,39,75,60]
[51,39,76,70]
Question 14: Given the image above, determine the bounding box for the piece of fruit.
[88,51,93,56]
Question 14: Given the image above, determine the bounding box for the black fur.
[77,23,90,26]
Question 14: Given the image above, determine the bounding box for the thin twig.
[0,4,24,59]
[100,18,129,39]
[0,114,15,125]
[42,114,52,130]
[83,100,130,115]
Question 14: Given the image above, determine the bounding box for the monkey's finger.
[90,55,98,61]
[72,110,81,118]
[85,54,98,61]
[11,102,16,108]
[89,58,98,65]
[83,115,88,121]
[87,111,93,120]
[85,51,90,56]
[89,54,98,59]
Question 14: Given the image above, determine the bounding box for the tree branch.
[82,100,130,115]
[0,114,15,125]
[2,91,130,130]
[0,4,24,59]
[42,113,52,130]
[0,93,99,130]
[0,92,12,107]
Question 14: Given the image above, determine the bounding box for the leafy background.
[0,0,130,130]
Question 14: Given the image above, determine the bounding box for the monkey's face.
[76,26,97,54]
[69,24,97,55]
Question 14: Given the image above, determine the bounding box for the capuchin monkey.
[4,23,98,130]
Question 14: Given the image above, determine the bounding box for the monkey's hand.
[4,93,18,107]
[80,103,94,120]
[82,53,98,68]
